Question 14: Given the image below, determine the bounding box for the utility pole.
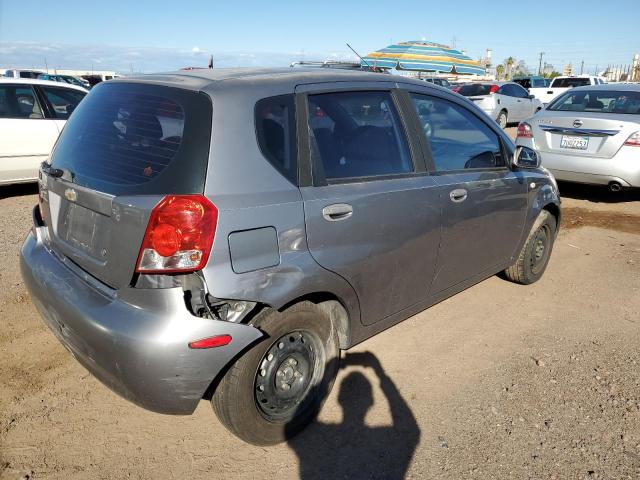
[538,52,545,75]
[580,60,584,75]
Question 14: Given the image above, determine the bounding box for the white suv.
[0,78,87,185]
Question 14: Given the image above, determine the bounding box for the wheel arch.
[276,292,352,349]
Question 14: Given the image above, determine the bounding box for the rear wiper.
[41,162,74,181]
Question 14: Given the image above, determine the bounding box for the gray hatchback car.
[21,68,560,445]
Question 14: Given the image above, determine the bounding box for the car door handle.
[322,203,353,221]
[449,189,468,203]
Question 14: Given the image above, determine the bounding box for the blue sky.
[0,0,638,74]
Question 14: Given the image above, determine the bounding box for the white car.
[0,78,87,185]
[454,82,543,128]
[529,76,606,105]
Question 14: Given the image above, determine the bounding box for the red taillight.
[624,131,640,147]
[136,195,218,273]
[517,122,533,138]
[452,86,461,93]
[489,84,500,94]
[188,334,232,349]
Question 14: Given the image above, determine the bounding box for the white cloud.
[0,41,356,74]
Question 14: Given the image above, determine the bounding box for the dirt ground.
[1,181,639,480]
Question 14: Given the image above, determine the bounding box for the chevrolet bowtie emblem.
[64,188,78,202]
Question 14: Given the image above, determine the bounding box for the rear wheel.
[496,110,508,128]
[212,302,339,445]
[504,210,556,284]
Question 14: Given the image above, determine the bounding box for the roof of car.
[569,83,640,92]
[114,67,436,92]
[0,77,89,92]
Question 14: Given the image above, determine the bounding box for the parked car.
[4,69,43,79]
[529,75,606,105]
[423,77,452,88]
[454,81,543,128]
[0,78,87,185]
[21,68,560,446]
[81,74,120,87]
[513,75,547,91]
[38,73,91,90]
[516,84,640,191]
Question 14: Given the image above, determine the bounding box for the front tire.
[504,210,556,284]
[212,302,339,445]
[496,110,508,128]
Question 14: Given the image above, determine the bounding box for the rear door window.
[0,85,43,119]
[255,95,297,184]
[410,94,505,171]
[49,82,212,195]
[457,84,492,96]
[307,91,413,180]
[38,86,86,119]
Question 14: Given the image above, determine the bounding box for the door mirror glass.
[514,146,541,169]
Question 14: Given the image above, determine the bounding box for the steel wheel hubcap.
[530,226,549,273]
[254,330,321,421]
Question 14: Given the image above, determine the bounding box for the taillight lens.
[517,122,533,138]
[136,195,218,273]
[624,131,640,147]
[452,86,461,93]
[489,84,500,94]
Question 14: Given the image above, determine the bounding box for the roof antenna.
[346,43,371,69]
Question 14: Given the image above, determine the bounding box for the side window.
[410,94,505,171]
[255,95,297,184]
[0,85,43,119]
[497,85,510,96]
[307,91,412,180]
[512,84,529,98]
[39,86,86,120]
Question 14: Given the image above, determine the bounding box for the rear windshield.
[50,82,212,196]
[551,78,591,88]
[456,84,492,96]
[547,90,640,114]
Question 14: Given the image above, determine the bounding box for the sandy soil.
[1,182,639,480]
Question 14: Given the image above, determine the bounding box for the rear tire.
[497,110,508,128]
[212,302,339,445]
[504,210,556,284]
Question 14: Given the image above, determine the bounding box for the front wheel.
[496,110,508,129]
[503,210,556,284]
[212,302,339,445]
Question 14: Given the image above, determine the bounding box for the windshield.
[456,84,492,96]
[547,90,640,114]
[551,78,591,88]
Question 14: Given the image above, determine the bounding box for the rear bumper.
[20,222,263,415]
[516,139,640,187]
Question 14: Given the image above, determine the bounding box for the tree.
[505,57,516,80]
[495,64,505,80]
[514,60,529,77]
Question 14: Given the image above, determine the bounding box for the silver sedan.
[455,81,543,128]
[516,84,640,191]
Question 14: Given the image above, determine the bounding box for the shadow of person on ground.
[287,351,420,480]
[558,181,640,204]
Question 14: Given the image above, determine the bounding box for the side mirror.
[527,94,535,99]
[513,146,541,169]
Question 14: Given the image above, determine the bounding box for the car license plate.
[560,135,589,150]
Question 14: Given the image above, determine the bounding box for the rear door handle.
[322,203,353,221]
[449,188,468,203]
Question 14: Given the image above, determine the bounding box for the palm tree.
[505,57,516,80]
[496,64,505,80]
